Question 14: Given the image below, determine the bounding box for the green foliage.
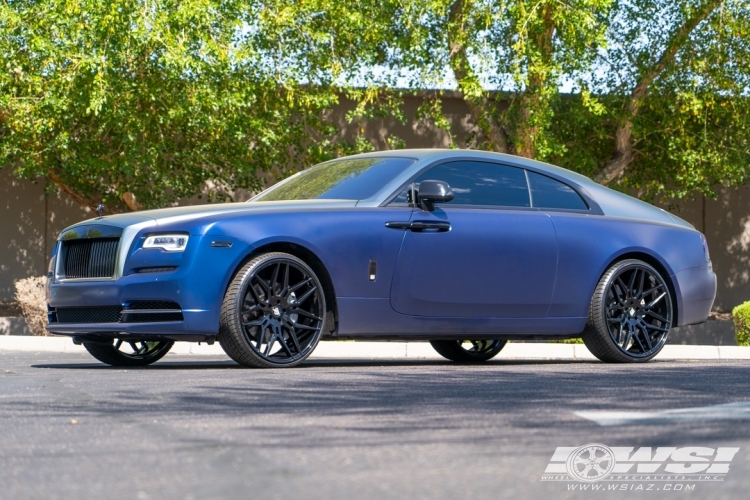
[278,0,750,201]
[587,0,750,201]
[0,0,342,210]
[732,301,750,347]
[1,0,748,209]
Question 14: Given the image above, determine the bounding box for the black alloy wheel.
[83,339,174,366]
[582,259,673,363]
[219,252,327,368]
[430,339,507,362]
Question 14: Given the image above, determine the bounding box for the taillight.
[700,234,710,262]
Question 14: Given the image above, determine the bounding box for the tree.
[0,0,342,212]
[273,0,750,201]
[589,0,750,199]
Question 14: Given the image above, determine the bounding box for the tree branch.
[595,0,723,185]
[448,0,509,153]
[47,171,99,212]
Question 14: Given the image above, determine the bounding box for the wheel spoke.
[264,332,276,356]
[642,322,668,333]
[288,322,318,331]
[270,263,281,292]
[243,319,265,327]
[621,329,633,349]
[256,327,265,350]
[241,305,263,315]
[289,277,313,294]
[114,339,123,350]
[254,275,272,296]
[647,292,667,308]
[641,284,663,298]
[644,310,668,323]
[289,308,322,321]
[278,334,294,357]
[615,277,629,300]
[627,269,638,296]
[281,264,290,296]
[638,324,653,351]
[632,330,647,352]
[286,326,302,354]
[295,285,318,305]
[246,282,265,305]
[637,268,646,297]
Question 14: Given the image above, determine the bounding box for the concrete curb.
[1,336,749,360]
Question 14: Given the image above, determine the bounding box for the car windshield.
[252,157,415,202]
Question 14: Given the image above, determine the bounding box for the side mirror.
[417,180,454,211]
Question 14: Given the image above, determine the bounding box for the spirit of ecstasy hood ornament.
[96,204,105,218]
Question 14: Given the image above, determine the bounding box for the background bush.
[14,277,48,336]
[732,301,750,346]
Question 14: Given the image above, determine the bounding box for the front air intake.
[61,238,119,279]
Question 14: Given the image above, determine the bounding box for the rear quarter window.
[527,171,588,210]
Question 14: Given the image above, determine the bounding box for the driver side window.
[391,161,530,208]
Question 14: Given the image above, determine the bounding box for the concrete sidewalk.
[1,336,749,360]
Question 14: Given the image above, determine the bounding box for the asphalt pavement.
[2,351,750,500]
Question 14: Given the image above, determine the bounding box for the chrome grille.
[62,238,119,279]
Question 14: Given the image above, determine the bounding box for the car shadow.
[30,358,596,370]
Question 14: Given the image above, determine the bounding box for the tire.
[582,259,673,363]
[430,339,507,362]
[83,339,173,366]
[219,252,327,368]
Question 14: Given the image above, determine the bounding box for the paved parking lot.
[2,351,750,499]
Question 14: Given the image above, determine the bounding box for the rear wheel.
[582,259,673,363]
[430,339,507,362]
[219,252,327,368]
[83,339,173,366]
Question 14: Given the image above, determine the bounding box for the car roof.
[345,149,601,188]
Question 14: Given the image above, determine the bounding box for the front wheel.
[582,259,673,363]
[83,339,173,366]
[430,339,507,362]
[219,252,327,368]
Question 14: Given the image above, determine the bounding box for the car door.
[388,160,558,318]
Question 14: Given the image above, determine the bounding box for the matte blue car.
[45,150,716,367]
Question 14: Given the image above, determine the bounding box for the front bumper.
[46,234,252,339]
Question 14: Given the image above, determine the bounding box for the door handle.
[385,221,451,232]
[408,220,451,232]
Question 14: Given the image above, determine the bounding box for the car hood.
[60,200,357,236]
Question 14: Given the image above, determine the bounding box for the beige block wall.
[0,168,90,300]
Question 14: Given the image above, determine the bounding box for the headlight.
[143,234,189,252]
[48,254,56,277]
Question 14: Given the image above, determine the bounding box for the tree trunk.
[514,4,556,159]
[594,0,723,185]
